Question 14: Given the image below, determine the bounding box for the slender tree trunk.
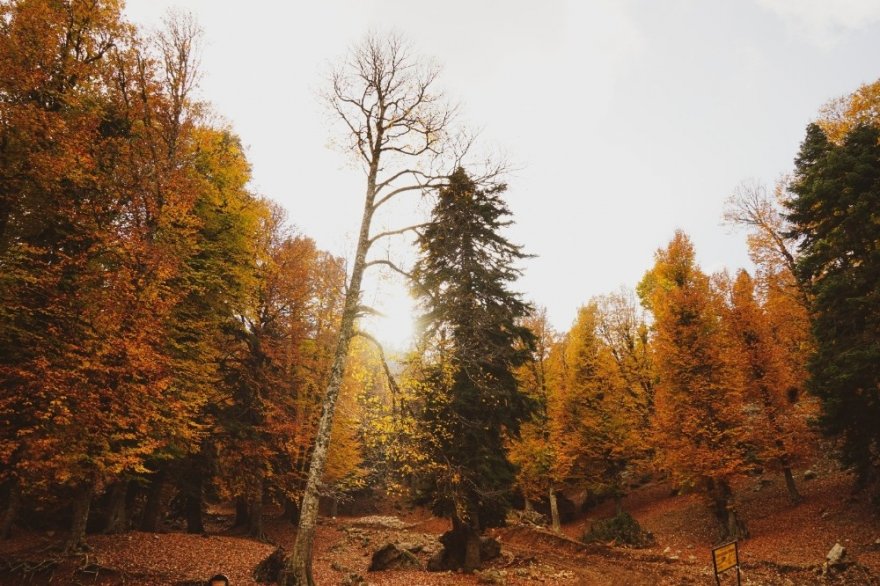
[65,482,94,552]
[140,468,166,532]
[1,479,21,539]
[523,498,533,513]
[549,486,561,533]
[329,497,338,518]
[280,161,378,586]
[247,476,264,540]
[104,481,128,534]
[782,461,802,504]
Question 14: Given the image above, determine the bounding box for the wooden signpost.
[712,541,741,585]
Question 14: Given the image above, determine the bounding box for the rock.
[475,569,507,584]
[480,536,502,561]
[426,549,445,572]
[873,537,880,551]
[368,543,422,571]
[663,546,672,554]
[341,573,367,586]
[252,547,285,583]
[803,469,818,480]
[397,541,424,553]
[826,543,846,568]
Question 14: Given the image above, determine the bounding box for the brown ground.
[2,461,879,585]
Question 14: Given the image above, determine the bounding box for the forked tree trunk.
[1,479,21,539]
[710,478,748,541]
[104,481,128,534]
[549,486,561,533]
[65,482,94,552]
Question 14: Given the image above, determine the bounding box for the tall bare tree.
[281,34,460,585]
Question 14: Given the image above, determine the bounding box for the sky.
[124,0,880,348]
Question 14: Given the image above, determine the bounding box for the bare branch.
[368,223,431,247]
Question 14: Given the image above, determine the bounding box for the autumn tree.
[409,167,533,571]
[639,231,749,541]
[784,123,880,487]
[549,303,647,521]
[723,270,811,503]
[817,78,880,143]
[282,34,459,585]
[0,0,212,548]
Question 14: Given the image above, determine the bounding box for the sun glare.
[364,280,417,352]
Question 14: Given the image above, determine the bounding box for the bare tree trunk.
[329,497,338,518]
[65,482,94,552]
[281,215,370,585]
[523,497,533,513]
[140,468,166,532]
[1,479,21,539]
[104,481,128,534]
[280,34,455,585]
[184,472,204,535]
[549,486,561,533]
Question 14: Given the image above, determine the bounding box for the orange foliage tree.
[639,231,749,541]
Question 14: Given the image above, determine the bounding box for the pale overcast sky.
[124,0,880,347]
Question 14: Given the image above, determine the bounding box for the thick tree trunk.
[140,468,166,532]
[549,486,561,533]
[710,478,748,541]
[1,479,21,539]
[104,481,128,534]
[280,158,377,586]
[65,482,94,551]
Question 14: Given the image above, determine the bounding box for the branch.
[352,330,407,416]
[368,223,431,247]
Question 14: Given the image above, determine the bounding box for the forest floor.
[2,459,880,585]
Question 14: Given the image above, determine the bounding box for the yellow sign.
[713,541,738,574]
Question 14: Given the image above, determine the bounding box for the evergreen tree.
[412,167,533,571]
[785,123,880,486]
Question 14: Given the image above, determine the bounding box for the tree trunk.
[281,155,378,586]
[1,479,21,539]
[463,528,481,573]
[710,478,748,541]
[523,498,533,513]
[65,482,94,552]
[329,497,338,518]
[140,468,166,532]
[247,477,264,540]
[184,470,204,534]
[234,496,250,528]
[104,481,128,534]
[549,486,561,533]
[283,497,300,524]
[782,464,802,504]
[614,493,623,517]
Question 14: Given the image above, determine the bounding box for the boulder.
[368,543,422,571]
[803,469,818,480]
[826,543,846,568]
[476,568,507,584]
